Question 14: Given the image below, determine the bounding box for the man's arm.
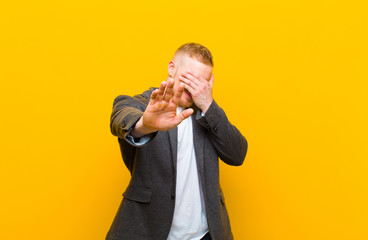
[179,71,248,166]
[110,78,194,146]
[197,100,248,166]
[110,90,153,146]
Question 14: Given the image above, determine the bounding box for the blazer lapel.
[192,108,205,173]
[167,126,178,174]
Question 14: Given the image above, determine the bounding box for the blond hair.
[174,42,214,67]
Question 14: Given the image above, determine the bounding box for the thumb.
[174,108,194,125]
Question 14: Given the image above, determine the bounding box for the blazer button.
[171,193,175,198]
[213,127,218,133]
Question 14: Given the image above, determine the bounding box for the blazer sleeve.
[110,88,158,147]
[196,100,248,166]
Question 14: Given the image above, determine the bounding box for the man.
[106,43,248,240]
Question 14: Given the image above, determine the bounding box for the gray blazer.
[106,88,248,240]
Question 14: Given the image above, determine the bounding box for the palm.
[143,79,193,131]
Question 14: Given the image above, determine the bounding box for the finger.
[179,76,197,90]
[186,70,204,83]
[163,78,174,102]
[171,83,185,105]
[149,89,160,104]
[157,81,167,100]
[209,73,214,88]
[181,82,195,95]
[181,71,200,85]
[174,108,194,125]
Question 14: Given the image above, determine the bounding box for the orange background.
[1,0,367,239]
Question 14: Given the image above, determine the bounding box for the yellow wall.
[1,0,367,239]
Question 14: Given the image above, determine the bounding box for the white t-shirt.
[167,107,208,240]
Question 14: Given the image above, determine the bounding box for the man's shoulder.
[113,87,157,107]
[139,87,157,99]
[131,87,157,106]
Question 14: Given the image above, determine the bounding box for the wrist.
[200,98,213,115]
[131,116,157,138]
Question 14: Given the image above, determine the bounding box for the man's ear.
[168,60,177,78]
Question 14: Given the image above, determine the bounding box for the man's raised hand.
[179,70,214,114]
[130,78,194,138]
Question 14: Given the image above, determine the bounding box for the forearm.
[110,94,148,139]
[197,100,248,166]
